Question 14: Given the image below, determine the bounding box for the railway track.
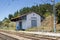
[0,30,60,40]
[0,33,18,40]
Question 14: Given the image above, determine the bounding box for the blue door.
[19,22,22,30]
[31,20,37,27]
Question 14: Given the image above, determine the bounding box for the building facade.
[11,12,41,30]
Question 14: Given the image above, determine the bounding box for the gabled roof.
[11,13,27,22]
[11,12,40,22]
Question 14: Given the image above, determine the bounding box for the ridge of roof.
[11,12,36,20]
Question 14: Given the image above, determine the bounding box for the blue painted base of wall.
[16,29,25,31]
[16,26,21,30]
[16,26,25,31]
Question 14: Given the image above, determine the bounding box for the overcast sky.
[0,0,60,21]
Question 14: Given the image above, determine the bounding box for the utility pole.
[51,0,56,32]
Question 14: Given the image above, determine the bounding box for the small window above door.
[31,17,37,20]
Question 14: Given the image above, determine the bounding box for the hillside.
[0,3,60,33]
[26,15,60,32]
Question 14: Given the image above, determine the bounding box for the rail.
[0,30,60,40]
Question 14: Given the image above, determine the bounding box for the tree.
[11,4,52,18]
[20,7,31,15]
[8,14,14,20]
[31,4,52,16]
[14,11,20,17]
[56,3,60,23]
[0,21,3,28]
[31,5,39,14]
[39,4,52,16]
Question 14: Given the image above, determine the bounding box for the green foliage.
[56,3,60,23]
[1,3,60,30]
[0,21,3,28]
[3,17,8,21]
[7,4,53,19]
[20,7,31,15]
[56,3,60,10]
[8,14,14,20]
[3,18,10,28]
[44,12,51,17]
[14,11,20,17]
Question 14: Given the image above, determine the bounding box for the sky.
[0,0,60,21]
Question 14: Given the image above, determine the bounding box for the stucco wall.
[26,12,41,29]
[16,21,20,30]
[16,20,27,30]
[22,20,27,29]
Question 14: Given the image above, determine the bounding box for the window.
[31,17,37,20]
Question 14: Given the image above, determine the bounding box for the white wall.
[16,21,19,29]
[16,12,41,30]
[26,12,41,29]
[22,20,27,29]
